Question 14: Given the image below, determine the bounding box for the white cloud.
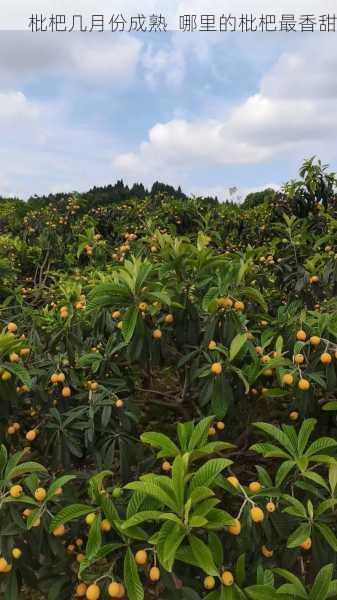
[0,90,40,121]
[0,33,142,85]
[113,38,337,180]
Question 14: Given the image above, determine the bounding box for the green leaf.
[3,363,32,387]
[315,523,337,552]
[309,564,333,600]
[4,570,19,600]
[208,532,223,568]
[287,523,311,548]
[190,459,232,492]
[235,553,246,587]
[49,504,93,532]
[189,534,218,576]
[124,547,144,600]
[86,514,102,559]
[275,460,295,486]
[229,333,247,362]
[158,522,186,572]
[122,306,139,343]
[124,481,178,512]
[46,475,76,500]
[172,455,187,510]
[306,437,337,456]
[297,419,316,454]
[121,511,180,529]
[188,416,215,451]
[329,464,337,494]
[140,432,180,457]
[272,568,307,598]
[6,461,47,481]
[252,423,295,456]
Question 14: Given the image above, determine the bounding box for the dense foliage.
[2,159,337,599]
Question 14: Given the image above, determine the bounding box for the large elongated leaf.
[140,432,180,457]
[189,535,218,576]
[190,458,232,492]
[49,504,93,532]
[124,547,144,600]
[229,333,247,362]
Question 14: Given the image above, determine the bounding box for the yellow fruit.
[90,382,98,391]
[20,347,31,357]
[10,485,23,498]
[12,548,22,559]
[300,538,312,551]
[34,487,46,502]
[53,525,65,536]
[9,352,19,363]
[211,362,222,375]
[204,575,216,590]
[149,566,160,581]
[261,545,273,558]
[310,275,319,284]
[31,516,41,528]
[294,354,304,365]
[249,481,261,493]
[263,368,273,377]
[75,583,87,597]
[227,476,240,488]
[108,582,124,598]
[255,346,263,354]
[55,487,63,496]
[50,373,59,384]
[7,425,16,435]
[220,297,233,309]
[115,399,124,408]
[298,378,310,391]
[7,322,17,333]
[266,501,276,513]
[234,301,245,312]
[222,571,234,586]
[13,422,20,431]
[164,314,174,324]
[76,538,83,547]
[135,549,148,565]
[282,373,293,386]
[310,336,321,346]
[61,386,71,398]
[152,329,162,340]
[101,519,112,532]
[112,311,121,319]
[227,519,241,535]
[77,553,85,563]
[162,461,171,472]
[26,429,37,441]
[289,411,299,421]
[138,302,148,312]
[2,371,12,381]
[57,373,65,383]
[208,426,216,436]
[296,330,306,341]
[85,513,96,525]
[216,421,225,430]
[208,340,217,350]
[86,583,101,600]
[321,352,332,365]
[0,557,9,572]
[261,355,270,364]
[250,506,264,523]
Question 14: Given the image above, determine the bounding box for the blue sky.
[0,28,337,200]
